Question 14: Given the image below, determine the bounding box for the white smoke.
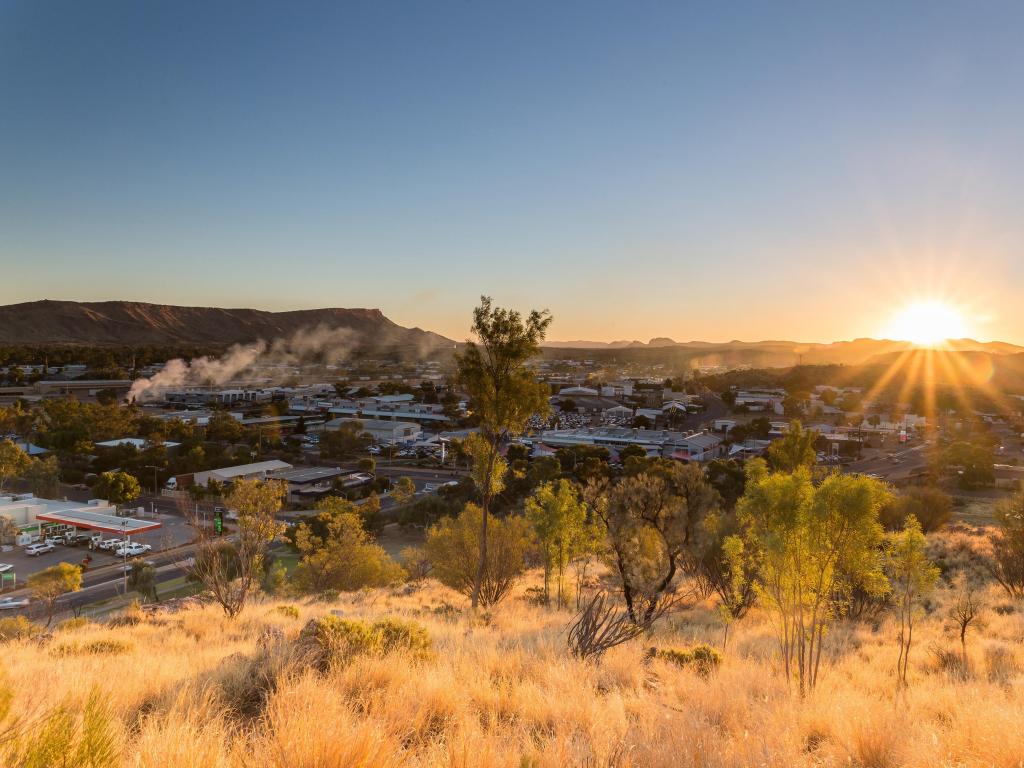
[127,324,358,403]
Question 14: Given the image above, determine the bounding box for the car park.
[25,542,55,556]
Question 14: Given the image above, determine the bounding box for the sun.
[883,300,969,347]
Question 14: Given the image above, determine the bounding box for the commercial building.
[191,460,293,487]
[0,496,160,547]
[325,417,422,445]
[534,427,723,462]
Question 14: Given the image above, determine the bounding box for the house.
[666,432,724,462]
[735,389,786,415]
[95,437,181,453]
[1,436,49,456]
[268,466,347,503]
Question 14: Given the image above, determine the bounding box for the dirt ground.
[378,522,426,559]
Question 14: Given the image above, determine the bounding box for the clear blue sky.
[3,1,1023,343]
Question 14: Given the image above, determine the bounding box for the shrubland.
[0,547,1021,768]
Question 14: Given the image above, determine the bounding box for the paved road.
[846,442,930,481]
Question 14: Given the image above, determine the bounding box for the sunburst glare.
[882,300,969,347]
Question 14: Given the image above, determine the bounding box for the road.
[846,442,930,481]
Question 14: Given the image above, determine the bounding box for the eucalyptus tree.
[456,296,551,608]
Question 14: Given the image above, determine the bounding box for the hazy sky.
[3,2,1024,343]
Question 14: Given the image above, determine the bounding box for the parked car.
[43,537,64,547]
[0,597,29,611]
[25,542,55,556]
[114,543,152,557]
[97,538,122,551]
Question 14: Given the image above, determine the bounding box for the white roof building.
[559,386,599,397]
[193,460,293,487]
[0,494,118,529]
[95,437,181,450]
[535,427,723,461]
[326,417,422,445]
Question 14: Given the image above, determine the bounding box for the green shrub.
[273,605,300,620]
[375,618,432,656]
[0,616,43,642]
[649,644,723,678]
[299,615,431,669]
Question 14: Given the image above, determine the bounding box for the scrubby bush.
[273,605,300,620]
[929,643,971,681]
[425,503,531,607]
[880,487,952,532]
[56,617,93,633]
[375,618,432,655]
[988,494,1024,599]
[984,644,1019,685]
[298,615,431,670]
[648,644,723,678]
[216,644,294,719]
[0,616,43,642]
[52,639,132,657]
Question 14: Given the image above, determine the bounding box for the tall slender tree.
[456,297,551,608]
[886,515,939,687]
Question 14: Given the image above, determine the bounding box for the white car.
[0,597,29,611]
[97,538,123,551]
[0,564,13,574]
[115,543,152,557]
[25,542,55,556]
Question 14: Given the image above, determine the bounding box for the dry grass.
[1,563,1022,767]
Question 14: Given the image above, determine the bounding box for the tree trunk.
[470,442,499,609]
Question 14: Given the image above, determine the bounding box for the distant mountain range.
[5,300,1022,372]
[544,337,1024,367]
[0,300,455,357]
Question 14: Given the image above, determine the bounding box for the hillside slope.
[1,557,1020,767]
[0,300,454,354]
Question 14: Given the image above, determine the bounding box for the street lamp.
[145,465,160,496]
[121,519,129,594]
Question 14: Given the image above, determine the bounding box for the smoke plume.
[127,324,358,403]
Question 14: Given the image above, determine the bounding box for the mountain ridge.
[0,300,455,355]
